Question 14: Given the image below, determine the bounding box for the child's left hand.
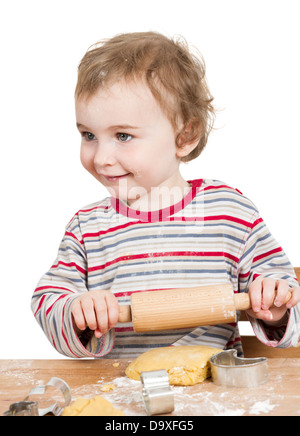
[246,277,300,324]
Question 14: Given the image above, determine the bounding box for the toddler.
[32,32,300,358]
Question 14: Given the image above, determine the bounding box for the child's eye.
[117,133,132,142]
[82,132,97,141]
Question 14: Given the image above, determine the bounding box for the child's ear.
[175,122,201,159]
[176,140,198,159]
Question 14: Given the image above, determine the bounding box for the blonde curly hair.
[75,32,215,162]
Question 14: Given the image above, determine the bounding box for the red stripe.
[203,184,238,193]
[115,327,134,332]
[88,251,239,273]
[34,285,75,294]
[51,261,86,275]
[114,287,170,298]
[62,301,80,358]
[34,294,46,317]
[253,247,283,263]
[82,221,137,239]
[65,231,84,245]
[46,294,68,316]
[80,205,109,213]
[239,271,250,279]
[253,273,261,281]
[203,214,252,228]
[252,217,263,228]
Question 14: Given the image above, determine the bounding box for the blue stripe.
[85,232,245,254]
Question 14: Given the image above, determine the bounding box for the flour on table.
[172,388,245,416]
[249,399,277,415]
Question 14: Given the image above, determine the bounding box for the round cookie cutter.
[140,369,174,415]
[209,349,269,388]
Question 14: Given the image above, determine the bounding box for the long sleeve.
[31,214,114,358]
[238,211,300,348]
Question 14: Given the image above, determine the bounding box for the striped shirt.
[32,179,300,359]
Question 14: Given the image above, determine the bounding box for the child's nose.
[93,142,116,171]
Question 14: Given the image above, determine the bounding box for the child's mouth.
[102,173,131,182]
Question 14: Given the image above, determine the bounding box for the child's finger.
[94,328,102,338]
[81,297,98,331]
[274,279,290,307]
[286,287,300,309]
[248,278,263,313]
[105,292,120,329]
[261,278,277,310]
[71,299,87,331]
[247,308,273,322]
[94,298,109,334]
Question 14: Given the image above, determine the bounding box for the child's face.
[76,80,190,207]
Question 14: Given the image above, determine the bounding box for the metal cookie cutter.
[140,370,174,416]
[209,349,269,388]
[4,377,72,416]
[4,401,39,417]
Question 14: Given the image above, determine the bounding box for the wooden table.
[0,359,299,416]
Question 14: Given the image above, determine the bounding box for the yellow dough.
[62,396,125,416]
[125,345,222,386]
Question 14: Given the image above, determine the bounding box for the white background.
[1,0,299,359]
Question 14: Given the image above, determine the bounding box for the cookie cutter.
[140,370,174,415]
[4,377,72,416]
[4,401,39,416]
[209,349,269,388]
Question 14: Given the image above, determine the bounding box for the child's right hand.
[70,290,119,338]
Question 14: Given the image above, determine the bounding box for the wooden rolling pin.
[117,283,292,332]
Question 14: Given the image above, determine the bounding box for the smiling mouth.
[102,173,131,181]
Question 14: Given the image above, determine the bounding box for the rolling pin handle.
[118,305,132,323]
[234,290,293,312]
[233,293,251,311]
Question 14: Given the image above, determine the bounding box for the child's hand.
[71,290,119,338]
[246,277,300,324]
